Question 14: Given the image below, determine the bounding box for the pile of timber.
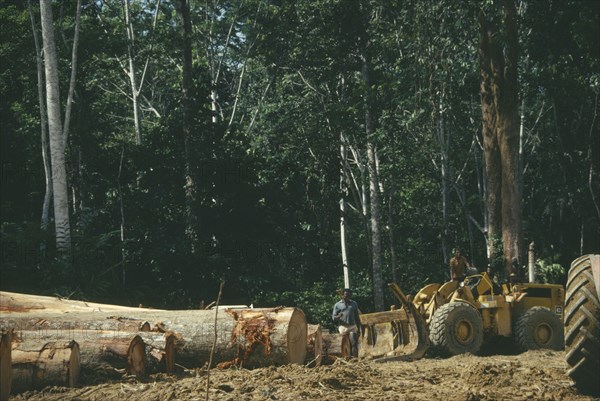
[0,291,319,398]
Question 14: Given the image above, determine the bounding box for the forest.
[0,0,598,325]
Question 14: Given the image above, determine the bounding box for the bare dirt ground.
[10,350,598,401]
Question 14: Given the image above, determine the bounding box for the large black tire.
[515,306,564,351]
[429,302,483,356]
[565,255,600,395]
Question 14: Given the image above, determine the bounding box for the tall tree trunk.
[478,12,502,264]
[364,90,384,311]
[40,0,71,255]
[478,1,522,275]
[436,92,450,264]
[28,0,52,238]
[360,2,384,311]
[496,0,521,271]
[176,0,199,254]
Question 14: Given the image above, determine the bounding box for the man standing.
[332,288,361,357]
[449,247,470,281]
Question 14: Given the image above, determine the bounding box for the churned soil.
[10,350,598,401]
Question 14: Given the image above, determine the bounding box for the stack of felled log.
[0,290,323,399]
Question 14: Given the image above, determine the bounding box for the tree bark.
[478,10,502,263]
[367,148,384,311]
[28,0,52,237]
[40,0,71,255]
[478,2,522,274]
[15,331,146,380]
[0,314,151,333]
[0,332,11,401]
[496,0,522,272]
[0,291,163,314]
[17,330,173,375]
[305,324,323,367]
[68,332,145,378]
[11,337,80,393]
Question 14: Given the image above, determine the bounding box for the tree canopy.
[1,0,598,324]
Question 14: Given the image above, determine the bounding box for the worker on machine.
[332,288,361,357]
[449,247,470,281]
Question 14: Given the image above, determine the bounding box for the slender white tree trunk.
[340,134,350,289]
[28,0,52,234]
[340,196,350,289]
[40,0,71,254]
[124,0,142,145]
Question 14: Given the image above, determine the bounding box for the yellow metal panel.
[481,308,492,331]
[495,302,512,336]
[512,283,565,321]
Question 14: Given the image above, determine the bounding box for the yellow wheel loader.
[359,271,565,360]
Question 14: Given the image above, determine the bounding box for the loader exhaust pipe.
[528,242,536,283]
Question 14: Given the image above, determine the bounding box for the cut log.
[137,332,175,373]
[0,291,162,314]
[305,324,323,367]
[15,330,145,381]
[0,314,151,333]
[321,332,350,364]
[0,300,307,369]
[1,331,12,401]
[69,331,146,380]
[11,337,79,393]
[98,307,305,369]
[114,307,306,368]
[217,307,307,368]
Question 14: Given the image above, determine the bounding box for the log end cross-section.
[218,307,307,368]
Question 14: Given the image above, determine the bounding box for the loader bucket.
[358,283,429,362]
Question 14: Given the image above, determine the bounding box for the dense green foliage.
[1,0,598,325]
